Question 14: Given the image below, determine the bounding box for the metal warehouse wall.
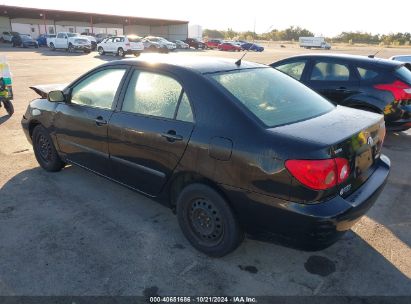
[0,16,11,34]
[124,24,187,40]
[124,25,151,37]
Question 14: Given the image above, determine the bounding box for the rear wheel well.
[168,172,231,211]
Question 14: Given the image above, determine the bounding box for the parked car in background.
[184,38,206,49]
[389,55,411,63]
[81,34,97,50]
[11,34,39,48]
[22,57,390,257]
[143,37,171,53]
[37,34,56,47]
[271,54,411,130]
[241,42,264,52]
[95,33,112,43]
[97,35,144,57]
[218,42,242,52]
[173,40,189,49]
[206,39,222,49]
[48,32,91,53]
[144,36,176,51]
[1,31,19,43]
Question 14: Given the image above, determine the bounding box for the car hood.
[30,83,68,98]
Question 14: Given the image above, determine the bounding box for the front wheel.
[50,43,56,51]
[98,47,105,55]
[176,183,244,257]
[32,125,65,172]
[3,99,14,116]
[133,52,141,57]
[68,44,74,53]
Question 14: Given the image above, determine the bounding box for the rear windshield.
[209,68,335,127]
[396,66,411,84]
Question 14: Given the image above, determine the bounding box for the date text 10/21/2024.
[149,296,258,303]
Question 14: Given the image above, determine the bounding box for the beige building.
[0,5,188,40]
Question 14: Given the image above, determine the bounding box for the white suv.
[97,35,144,57]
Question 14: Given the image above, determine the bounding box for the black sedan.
[22,57,390,256]
[12,34,39,48]
[271,54,411,131]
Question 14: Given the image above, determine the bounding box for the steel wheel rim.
[37,134,52,163]
[119,49,124,56]
[188,197,224,245]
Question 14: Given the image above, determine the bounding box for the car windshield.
[209,67,335,127]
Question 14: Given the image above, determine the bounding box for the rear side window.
[210,68,334,127]
[310,62,350,81]
[357,67,379,80]
[275,61,306,80]
[395,66,411,84]
[122,71,182,119]
[176,93,194,122]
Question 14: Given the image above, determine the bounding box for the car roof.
[274,53,402,69]
[102,55,266,74]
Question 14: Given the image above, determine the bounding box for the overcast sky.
[3,0,410,36]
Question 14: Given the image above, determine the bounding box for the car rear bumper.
[221,155,390,250]
[385,105,411,130]
[126,49,144,54]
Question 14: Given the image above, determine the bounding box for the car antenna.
[235,20,257,66]
[235,52,247,66]
[368,47,383,58]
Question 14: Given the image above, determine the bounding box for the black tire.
[133,52,141,57]
[3,99,14,116]
[32,125,64,172]
[117,47,125,57]
[98,47,105,55]
[68,43,74,53]
[176,183,244,257]
[50,43,56,51]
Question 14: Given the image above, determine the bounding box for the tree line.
[203,26,411,45]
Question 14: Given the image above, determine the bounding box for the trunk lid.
[269,106,386,199]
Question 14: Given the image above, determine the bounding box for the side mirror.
[48,90,65,102]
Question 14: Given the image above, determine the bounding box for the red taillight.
[285,158,350,191]
[374,80,411,101]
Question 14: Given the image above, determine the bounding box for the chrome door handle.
[161,131,183,142]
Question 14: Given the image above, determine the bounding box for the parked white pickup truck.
[47,32,92,53]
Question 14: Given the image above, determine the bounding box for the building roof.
[0,5,188,26]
